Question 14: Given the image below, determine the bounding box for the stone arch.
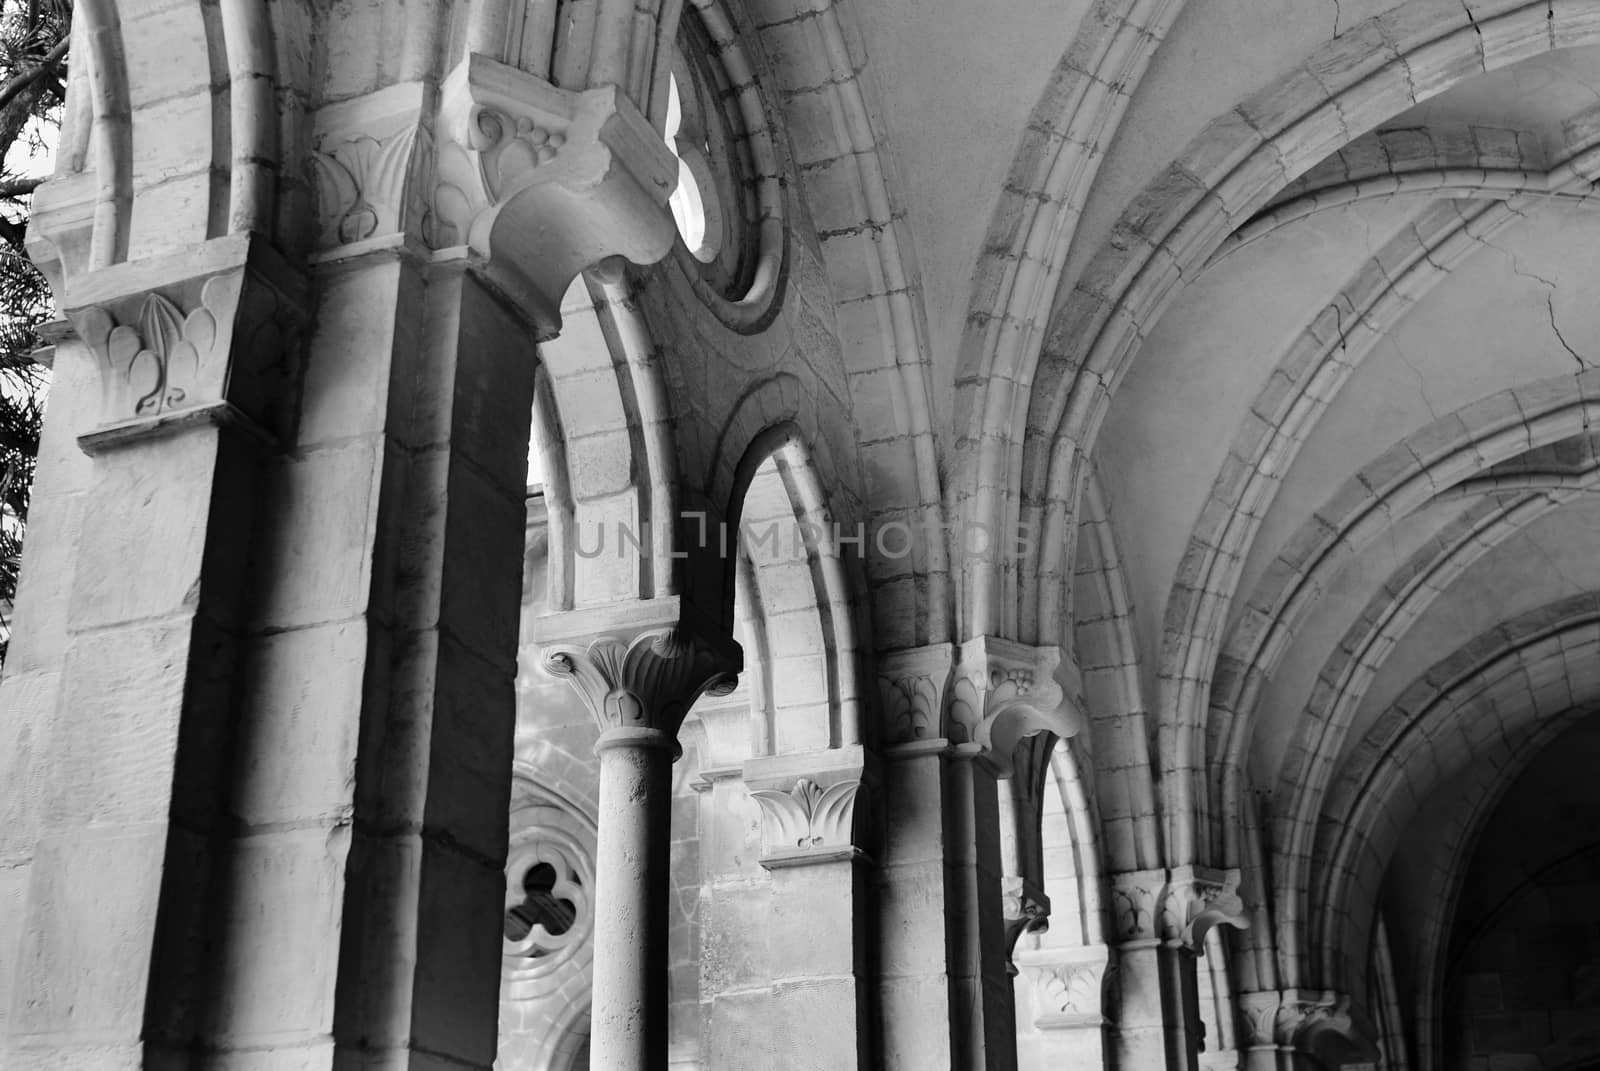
[743,0,952,647]
[1073,467,1160,874]
[950,0,1600,863]
[723,421,868,752]
[1268,471,1600,956]
[1172,194,1521,863]
[1306,598,1600,993]
[1205,373,1600,868]
[951,0,1190,642]
[536,273,689,610]
[33,0,308,281]
[1212,119,1600,262]
[1012,739,1112,1070]
[1399,728,1564,1070]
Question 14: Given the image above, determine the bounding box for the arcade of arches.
[5,0,1600,1068]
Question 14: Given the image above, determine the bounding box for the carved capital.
[947,637,1084,772]
[536,599,741,738]
[1109,868,1165,946]
[64,235,307,453]
[744,746,874,867]
[877,644,954,746]
[311,83,433,251]
[430,53,678,336]
[1238,989,1369,1059]
[1002,875,1051,976]
[1017,945,1110,1029]
[1160,865,1249,951]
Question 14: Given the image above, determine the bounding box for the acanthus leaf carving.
[311,123,431,248]
[1018,945,1111,1029]
[1160,865,1249,951]
[1238,989,1365,1055]
[876,644,954,746]
[425,53,678,338]
[67,236,307,451]
[538,604,741,738]
[948,636,1084,772]
[1110,869,1164,945]
[1037,963,1102,1018]
[749,777,863,863]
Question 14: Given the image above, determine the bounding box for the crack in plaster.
[1481,233,1594,370]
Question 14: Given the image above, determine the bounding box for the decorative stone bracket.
[1017,944,1111,1029]
[1110,866,1249,952]
[744,745,874,868]
[311,81,433,252]
[1002,875,1052,976]
[948,636,1084,775]
[430,53,679,336]
[63,234,307,454]
[1238,988,1378,1066]
[1162,865,1249,951]
[877,644,954,745]
[536,598,741,739]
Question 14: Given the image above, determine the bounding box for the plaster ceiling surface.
[1380,45,1600,146]
[1340,491,1600,765]
[845,0,1089,427]
[1244,498,1459,787]
[1094,196,1426,683]
[1233,196,1600,619]
[1047,32,1600,829]
[1063,0,1404,292]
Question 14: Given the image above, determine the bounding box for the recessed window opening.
[665,73,718,263]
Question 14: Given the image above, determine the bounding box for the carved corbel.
[1109,869,1166,948]
[1016,944,1111,1029]
[536,598,741,740]
[877,644,955,746]
[64,235,307,453]
[947,637,1083,775]
[744,745,874,868]
[429,53,678,336]
[1002,875,1051,976]
[1159,865,1249,952]
[1238,988,1376,1066]
[311,82,434,251]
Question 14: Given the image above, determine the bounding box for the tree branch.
[0,176,42,199]
[0,33,68,116]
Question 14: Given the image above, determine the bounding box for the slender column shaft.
[590,727,677,1071]
[945,748,1018,1070]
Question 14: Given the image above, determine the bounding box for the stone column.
[1110,866,1249,1071]
[746,745,876,1070]
[538,599,741,1071]
[0,234,309,1067]
[876,638,1080,1071]
[2,53,680,1066]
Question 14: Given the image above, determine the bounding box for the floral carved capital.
[744,746,874,867]
[1017,945,1111,1030]
[428,53,678,336]
[65,235,306,452]
[1110,869,1165,945]
[877,644,954,745]
[947,637,1084,772]
[749,778,863,863]
[537,601,740,738]
[1160,865,1249,951]
[1238,989,1365,1055]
